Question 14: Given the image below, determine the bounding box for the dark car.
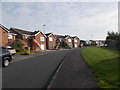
[0,47,12,67]
[2,46,16,55]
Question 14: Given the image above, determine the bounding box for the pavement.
[49,48,97,88]
[2,48,97,88]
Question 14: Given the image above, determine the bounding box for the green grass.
[81,46,119,88]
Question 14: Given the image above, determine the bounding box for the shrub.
[21,48,31,55]
[12,40,24,52]
[106,31,120,49]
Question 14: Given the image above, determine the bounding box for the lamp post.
[43,24,46,33]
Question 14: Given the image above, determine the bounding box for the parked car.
[0,47,12,67]
[2,46,16,55]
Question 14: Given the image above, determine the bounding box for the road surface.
[3,49,71,88]
[3,48,97,88]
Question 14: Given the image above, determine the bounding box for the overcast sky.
[1,2,118,40]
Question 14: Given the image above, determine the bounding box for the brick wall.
[73,37,80,48]
[65,37,73,48]
[0,28,8,46]
[34,32,46,51]
[46,34,56,49]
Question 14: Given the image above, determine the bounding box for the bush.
[21,48,31,55]
[12,40,24,52]
[106,31,120,49]
[65,45,71,49]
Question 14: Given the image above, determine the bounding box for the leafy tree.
[106,31,120,49]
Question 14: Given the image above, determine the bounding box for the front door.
[75,44,78,48]
[40,44,45,50]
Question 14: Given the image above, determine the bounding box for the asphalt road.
[2,49,72,88]
[51,48,97,88]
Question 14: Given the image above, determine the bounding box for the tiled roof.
[54,35,66,38]
[45,33,52,36]
[10,28,39,35]
[71,36,79,40]
[0,24,9,32]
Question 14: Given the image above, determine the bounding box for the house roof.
[10,28,35,35]
[71,36,80,40]
[54,35,66,38]
[10,28,41,36]
[45,33,55,37]
[45,33,52,36]
[0,24,9,32]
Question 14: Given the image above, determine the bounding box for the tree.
[106,31,120,49]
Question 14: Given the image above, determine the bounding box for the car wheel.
[3,59,10,67]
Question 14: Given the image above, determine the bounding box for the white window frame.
[8,33,12,39]
[40,37,44,41]
[75,40,77,43]
[49,37,53,41]
[68,39,71,42]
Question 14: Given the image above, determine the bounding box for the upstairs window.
[40,37,44,41]
[75,40,77,42]
[68,39,71,42]
[8,33,12,39]
[49,37,53,41]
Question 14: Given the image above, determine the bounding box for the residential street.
[2,49,71,88]
[2,48,97,88]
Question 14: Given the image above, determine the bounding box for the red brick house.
[0,24,9,46]
[65,35,73,48]
[71,36,80,48]
[32,31,46,51]
[10,28,46,51]
[45,33,56,49]
[0,24,17,47]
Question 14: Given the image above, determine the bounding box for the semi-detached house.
[0,24,9,46]
[10,28,46,51]
[71,36,80,48]
[0,24,16,46]
[45,33,56,50]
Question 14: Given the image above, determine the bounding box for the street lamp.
[43,24,46,33]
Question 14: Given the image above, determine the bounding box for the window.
[8,33,12,39]
[40,37,44,41]
[49,37,53,41]
[75,40,77,42]
[68,39,71,42]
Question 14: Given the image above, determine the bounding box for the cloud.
[2,2,118,40]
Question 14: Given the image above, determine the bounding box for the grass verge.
[81,46,119,88]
